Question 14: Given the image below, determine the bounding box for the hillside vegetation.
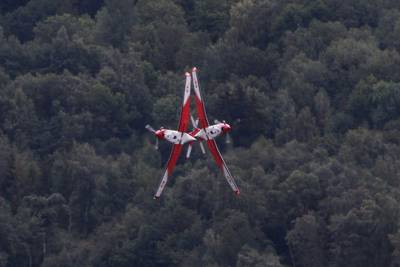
[1,0,400,266]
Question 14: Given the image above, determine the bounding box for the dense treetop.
[1,0,400,266]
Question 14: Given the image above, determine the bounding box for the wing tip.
[153,195,160,200]
[192,67,197,72]
[234,190,240,196]
[185,72,190,76]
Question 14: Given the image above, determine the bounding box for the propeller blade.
[155,138,159,150]
[199,141,206,154]
[226,132,232,144]
[145,124,156,133]
[190,115,197,127]
[186,144,193,159]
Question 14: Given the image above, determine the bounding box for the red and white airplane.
[191,67,240,196]
[145,68,240,199]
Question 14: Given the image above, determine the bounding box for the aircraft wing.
[154,73,192,199]
[154,143,183,198]
[206,139,240,195]
[192,67,210,129]
[191,67,240,195]
[178,72,192,132]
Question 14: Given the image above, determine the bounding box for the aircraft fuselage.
[195,123,231,140]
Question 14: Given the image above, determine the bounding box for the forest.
[1,0,400,266]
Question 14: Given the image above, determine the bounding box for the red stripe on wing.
[206,139,240,194]
[206,139,224,167]
[194,96,210,129]
[154,144,183,198]
[154,74,190,198]
[178,100,191,132]
[167,144,183,174]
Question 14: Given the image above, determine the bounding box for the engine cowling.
[155,129,165,139]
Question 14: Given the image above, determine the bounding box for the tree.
[314,89,331,132]
[93,0,136,47]
[286,214,326,267]
[128,0,189,71]
[1,0,72,41]
[328,198,397,267]
[3,87,38,149]
[294,107,318,142]
[207,75,274,145]
[236,245,284,267]
[203,39,272,80]
[280,170,321,218]
[281,53,328,109]
[274,89,297,144]
[190,0,231,41]
[339,128,385,168]
[33,14,95,43]
[1,1,400,267]
[51,143,104,235]
[283,20,347,60]
[228,0,277,48]
[0,134,13,200]
[202,210,255,266]
[322,35,380,101]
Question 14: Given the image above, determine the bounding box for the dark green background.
[1,0,400,266]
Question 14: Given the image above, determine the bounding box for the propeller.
[213,119,231,144]
[145,124,156,133]
[186,115,206,159]
[191,116,196,127]
[225,132,232,144]
[199,140,206,154]
[145,124,159,150]
[186,144,193,159]
[192,116,206,154]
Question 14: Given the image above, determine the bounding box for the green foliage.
[328,198,397,267]
[237,245,284,267]
[286,214,325,267]
[33,14,95,43]
[190,0,231,41]
[94,0,136,47]
[1,0,400,266]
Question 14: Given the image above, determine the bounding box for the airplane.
[145,124,196,149]
[145,72,194,198]
[191,67,240,196]
[194,119,232,141]
[145,68,240,199]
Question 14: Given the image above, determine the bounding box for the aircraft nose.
[155,130,165,139]
[222,123,231,133]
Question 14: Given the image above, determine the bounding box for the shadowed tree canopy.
[1,0,400,266]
